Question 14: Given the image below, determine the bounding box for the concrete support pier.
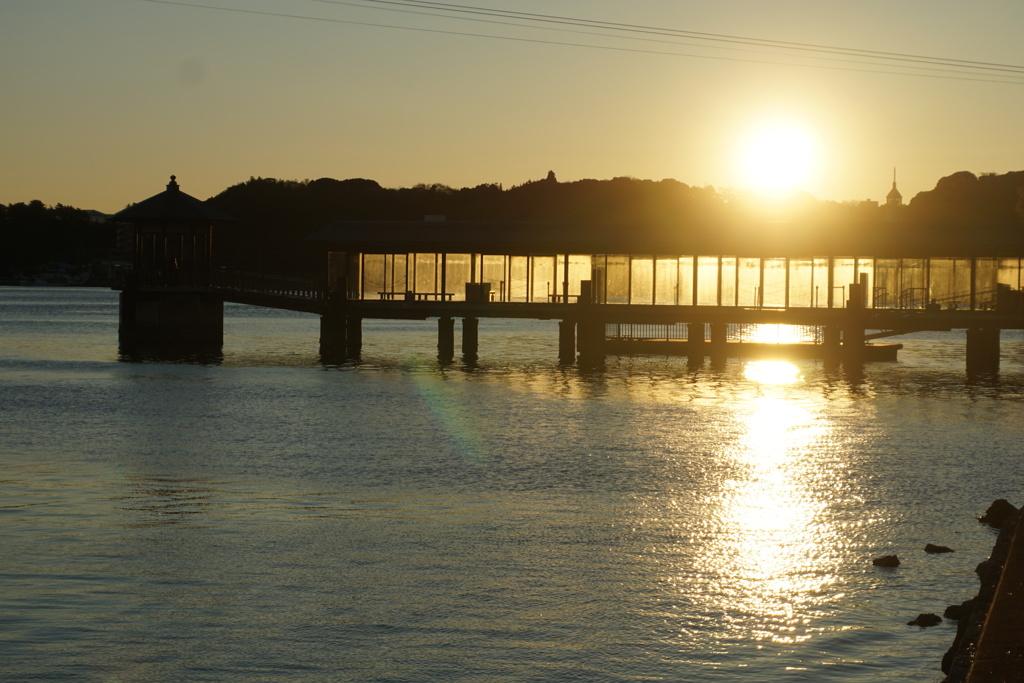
[708,322,727,359]
[320,290,354,362]
[687,321,706,360]
[461,317,479,361]
[577,319,605,367]
[966,328,1000,374]
[345,316,362,359]
[576,281,604,367]
[438,316,455,363]
[842,278,867,365]
[558,320,576,365]
[119,289,223,346]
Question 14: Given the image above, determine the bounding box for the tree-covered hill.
[4,170,1023,282]
[0,200,117,283]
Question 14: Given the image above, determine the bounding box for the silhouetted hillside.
[5,171,1024,282]
[907,170,1024,224]
[202,171,1016,275]
[204,174,740,274]
[0,200,117,284]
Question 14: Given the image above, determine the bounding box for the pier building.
[113,178,1024,371]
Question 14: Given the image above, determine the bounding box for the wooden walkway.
[194,269,1024,335]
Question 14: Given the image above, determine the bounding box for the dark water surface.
[2,287,1023,682]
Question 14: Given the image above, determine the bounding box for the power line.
[309,0,1024,81]
[342,0,1024,76]
[134,0,1024,85]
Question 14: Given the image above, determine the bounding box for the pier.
[112,179,1024,371]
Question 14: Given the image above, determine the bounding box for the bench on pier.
[378,291,454,301]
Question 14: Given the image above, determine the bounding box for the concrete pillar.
[577,318,605,368]
[461,317,479,361]
[822,325,842,366]
[345,316,362,359]
[319,290,348,362]
[687,321,706,359]
[119,289,223,346]
[842,281,865,365]
[709,322,727,358]
[558,320,576,365]
[707,322,727,370]
[319,313,345,361]
[575,281,604,367]
[438,316,455,363]
[966,328,1000,374]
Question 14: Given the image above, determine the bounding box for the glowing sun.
[736,123,819,195]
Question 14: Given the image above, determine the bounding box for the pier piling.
[438,316,455,363]
[966,327,1000,374]
[558,320,576,365]
[345,316,362,359]
[687,321,706,359]
[462,317,479,361]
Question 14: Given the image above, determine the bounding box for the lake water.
[2,286,1023,682]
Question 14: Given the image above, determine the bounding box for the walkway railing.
[607,322,824,344]
[208,269,326,303]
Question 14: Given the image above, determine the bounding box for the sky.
[3,0,1023,213]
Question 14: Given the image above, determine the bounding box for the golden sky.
[3,0,1023,212]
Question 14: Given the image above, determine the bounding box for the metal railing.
[208,269,326,302]
[606,322,823,344]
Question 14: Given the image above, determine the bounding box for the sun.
[736,123,819,196]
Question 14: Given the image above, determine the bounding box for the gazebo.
[112,176,235,346]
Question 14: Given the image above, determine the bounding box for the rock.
[944,599,975,621]
[925,543,954,554]
[907,613,942,627]
[978,499,1018,528]
[872,554,900,567]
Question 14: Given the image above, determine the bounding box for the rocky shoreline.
[941,499,1020,681]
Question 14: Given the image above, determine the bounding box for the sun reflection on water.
[712,394,837,644]
[739,324,816,345]
[743,360,801,385]
[656,368,847,649]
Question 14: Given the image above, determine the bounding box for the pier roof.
[308,218,1024,258]
[112,176,236,224]
[307,220,698,255]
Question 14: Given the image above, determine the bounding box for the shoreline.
[943,501,1021,681]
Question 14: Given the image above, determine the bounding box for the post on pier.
[966,327,1000,374]
[438,316,455,363]
[576,280,605,367]
[461,317,479,362]
[558,320,576,365]
[842,276,867,365]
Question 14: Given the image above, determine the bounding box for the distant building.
[886,168,903,207]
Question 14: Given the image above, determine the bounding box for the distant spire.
[886,167,902,206]
[167,175,179,192]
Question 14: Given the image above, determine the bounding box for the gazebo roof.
[111,176,236,223]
